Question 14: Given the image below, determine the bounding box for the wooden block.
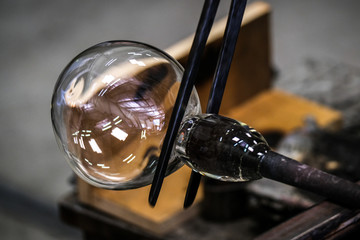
[78,166,202,236]
[227,89,342,134]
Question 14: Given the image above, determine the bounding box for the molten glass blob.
[51,41,201,189]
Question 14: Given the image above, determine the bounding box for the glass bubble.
[51,41,201,190]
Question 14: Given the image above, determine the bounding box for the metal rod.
[148,0,220,206]
[183,169,202,208]
[260,151,360,209]
[207,0,247,113]
[184,0,247,208]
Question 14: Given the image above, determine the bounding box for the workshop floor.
[0,0,359,239]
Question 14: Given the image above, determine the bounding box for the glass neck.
[175,114,269,182]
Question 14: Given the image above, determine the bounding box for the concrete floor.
[0,0,359,239]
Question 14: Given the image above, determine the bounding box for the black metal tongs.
[149,0,360,209]
[149,0,247,207]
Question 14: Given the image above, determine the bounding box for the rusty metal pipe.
[260,151,360,209]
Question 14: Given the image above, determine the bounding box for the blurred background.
[0,0,359,239]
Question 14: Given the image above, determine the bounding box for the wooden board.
[78,166,201,236]
[227,89,342,134]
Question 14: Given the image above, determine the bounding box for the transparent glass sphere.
[51,41,201,189]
